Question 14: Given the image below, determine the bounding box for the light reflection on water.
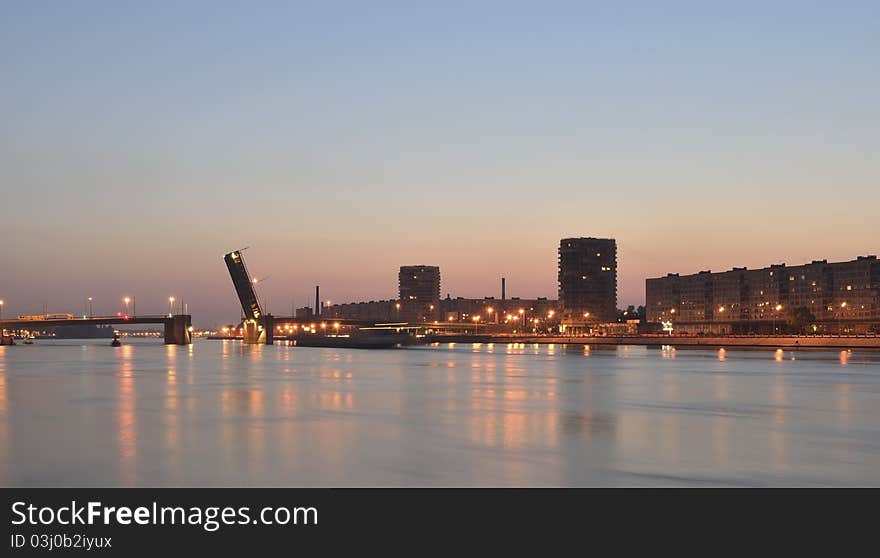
[0,340,879,487]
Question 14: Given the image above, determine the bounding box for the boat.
[23,336,34,345]
[111,334,122,347]
[289,330,412,349]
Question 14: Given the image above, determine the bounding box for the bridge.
[0,314,193,345]
[225,249,381,344]
[224,249,288,344]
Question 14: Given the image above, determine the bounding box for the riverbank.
[423,334,880,350]
[206,333,880,350]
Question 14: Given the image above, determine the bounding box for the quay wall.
[425,334,880,349]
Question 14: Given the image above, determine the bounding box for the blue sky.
[1,1,878,325]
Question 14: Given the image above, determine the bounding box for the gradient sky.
[1,1,878,326]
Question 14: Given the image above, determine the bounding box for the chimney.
[315,286,320,316]
[501,277,506,301]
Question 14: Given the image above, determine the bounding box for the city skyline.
[2,1,878,325]
[1,242,877,327]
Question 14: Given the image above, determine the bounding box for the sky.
[1,1,878,326]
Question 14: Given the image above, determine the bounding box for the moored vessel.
[289,330,412,349]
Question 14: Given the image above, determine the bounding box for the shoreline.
[204,334,880,350]
[423,334,880,350]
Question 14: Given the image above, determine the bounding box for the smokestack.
[502,277,506,301]
[315,285,320,316]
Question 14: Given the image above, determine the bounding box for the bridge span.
[0,315,193,345]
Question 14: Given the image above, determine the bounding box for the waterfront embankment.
[423,334,880,350]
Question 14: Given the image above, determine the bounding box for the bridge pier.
[242,315,274,345]
[264,315,274,345]
[164,315,192,345]
[242,320,259,344]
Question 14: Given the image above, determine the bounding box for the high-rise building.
[398,265,441,322]
[558,237,618,322]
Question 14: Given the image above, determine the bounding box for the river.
[1,339,878,486]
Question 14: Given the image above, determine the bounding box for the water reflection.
[0,348,7,473]
[1,340,879,487]
[561,412,616,440]
[116,344,136,486]
[164,345,181,477]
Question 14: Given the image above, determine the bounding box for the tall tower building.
[398,265,441,322]
[558,237,617,322]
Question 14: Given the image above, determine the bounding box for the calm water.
[0,339,878,487]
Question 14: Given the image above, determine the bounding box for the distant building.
[558,237,618,323]
[646,255,880,334]
[399,265,441,322]
[320,300,397,322]
[295,306,314,319]
[43,324,115,339]
[439,296,558,324]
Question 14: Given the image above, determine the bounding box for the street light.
[840,301,847,335]
[88,297,93,318]
[0,300,3,321]
[123,297,131,316]
[168,297,175,317]
[773,304,783,334]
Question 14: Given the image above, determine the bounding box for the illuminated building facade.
[320,300,397,322]
[646,255,880,333]
[439,296,558,325]
[558,237,618,323]
[399,265,441,322]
